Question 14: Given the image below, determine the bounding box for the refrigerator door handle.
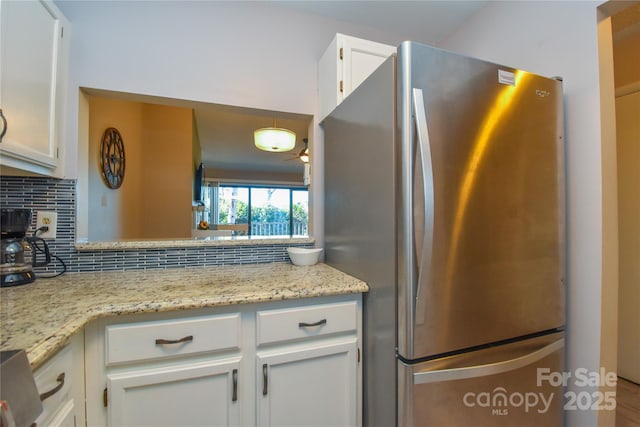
[411,88,435,324]
[413,338,564,384]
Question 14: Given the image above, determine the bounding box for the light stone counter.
[75,235,314,250]
[0,262,367,369]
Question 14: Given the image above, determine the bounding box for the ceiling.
[274,1,487,43]
[194,104,311,175]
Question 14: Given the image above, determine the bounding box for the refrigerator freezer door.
[397,42,566,359]
[398,333,565,427]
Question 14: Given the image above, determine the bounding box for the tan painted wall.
[88,97,192,240]
[88,97,144,241]
[613,30,640,89]
[140,104,193,239]
[616,91,640,383]
[614,27,640,384]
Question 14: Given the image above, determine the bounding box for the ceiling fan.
[282,138,309,163]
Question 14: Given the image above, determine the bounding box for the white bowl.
[287,247,323,266]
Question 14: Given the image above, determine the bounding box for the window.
[203,183,308,237]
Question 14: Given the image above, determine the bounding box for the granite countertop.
[75,235,314,251]
[0,262,368,369]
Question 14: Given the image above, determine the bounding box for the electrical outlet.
[35,211,58,239]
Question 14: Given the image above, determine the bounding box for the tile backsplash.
[0,176,310,274]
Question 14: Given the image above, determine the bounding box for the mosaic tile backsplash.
[0,176,310,274]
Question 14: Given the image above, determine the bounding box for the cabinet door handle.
[0,109,7,142]
[40,373,65,401]
[262,364,268,396]
[155,335,193,345]
[298,319,327,328]
[232,369,238,402]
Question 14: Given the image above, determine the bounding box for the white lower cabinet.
[257,338,358,427]
[255,299,360,426]
[34,331,85,427]
[107,358,241,427]
[85,294,362,427]
[43,400,75,427]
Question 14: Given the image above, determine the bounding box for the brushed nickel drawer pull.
[262,364,268,396]
[298,319,327,328]
[232,369,238,402]
[40,373,65,401]
[155,335,193,345]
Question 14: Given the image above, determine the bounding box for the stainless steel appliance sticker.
[498,69,516,86]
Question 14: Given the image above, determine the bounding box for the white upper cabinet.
[0,0,69,176]
[318,33,396,122]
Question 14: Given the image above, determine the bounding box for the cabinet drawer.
[106,313,241,365]
[257,301,357,345]
[34,344,74,426]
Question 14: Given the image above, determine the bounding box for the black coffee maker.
[1,208,51,287]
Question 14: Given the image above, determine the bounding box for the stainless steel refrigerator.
[324,42,565,427]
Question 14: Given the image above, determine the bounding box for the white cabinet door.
[318,33,395,121]
[341,36,396,101]
[107,358,242,427]
[0,0,68,174]
[257,338,358,427]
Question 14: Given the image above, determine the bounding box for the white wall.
[441,2,614,426]
[57,0,408,244]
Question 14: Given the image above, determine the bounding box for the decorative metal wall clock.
[100,127,125,189]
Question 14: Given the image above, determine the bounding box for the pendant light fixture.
[254,118,296,152]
